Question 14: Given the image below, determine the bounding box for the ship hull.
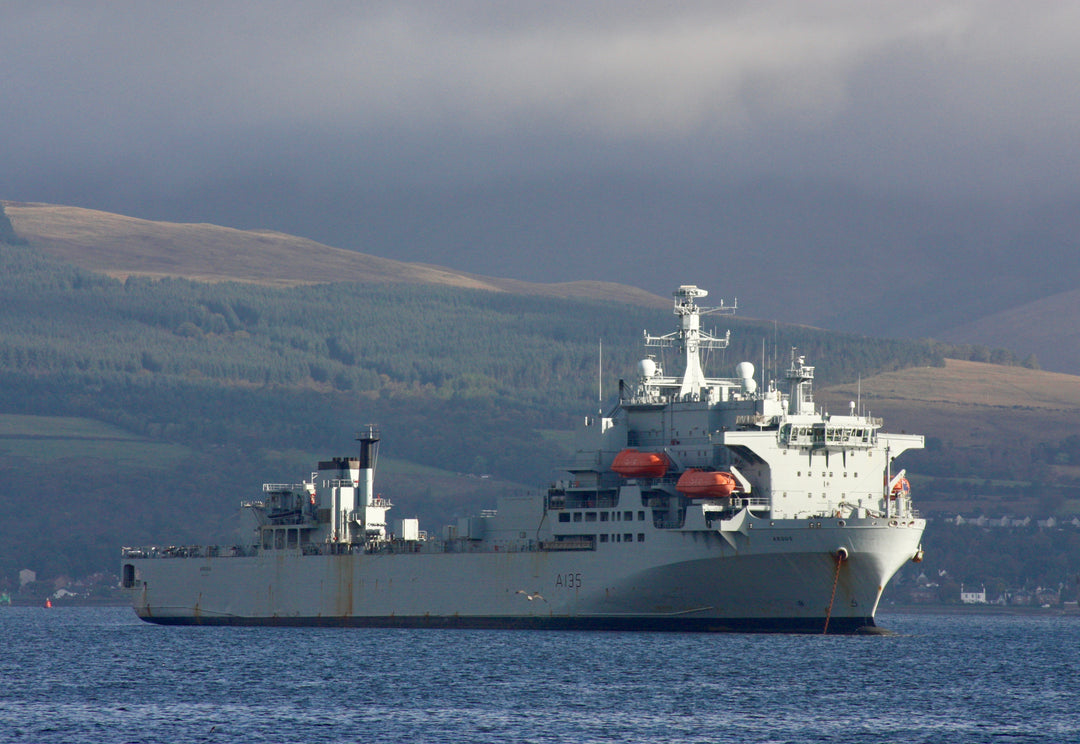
[139,614,878,634]
[126,518,921,634]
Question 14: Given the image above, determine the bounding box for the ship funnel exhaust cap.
[357,424,380,443]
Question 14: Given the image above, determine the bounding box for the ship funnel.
[356,425,380,504]
[357,425,380,470]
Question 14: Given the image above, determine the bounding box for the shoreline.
[881,603,1077,617]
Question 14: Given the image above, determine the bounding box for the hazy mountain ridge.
[939,288,1080,373]
[1,201,668,307]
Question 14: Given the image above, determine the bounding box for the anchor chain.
[823,547,848,634]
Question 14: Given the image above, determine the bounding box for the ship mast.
[644,285,734,399]
[784,349,815,416]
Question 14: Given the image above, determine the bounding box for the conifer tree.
[0,203,26,245]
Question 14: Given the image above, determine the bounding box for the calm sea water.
[1,607,1077,743]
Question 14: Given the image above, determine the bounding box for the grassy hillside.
[821,358,1080,429]
[2,201,667,306]
[0,414,189,467]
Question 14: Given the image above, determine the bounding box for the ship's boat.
[676,469,737,498]
[611,449,669,478]
[122,284,927,634]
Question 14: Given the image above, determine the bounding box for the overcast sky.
[4,1,1079,312]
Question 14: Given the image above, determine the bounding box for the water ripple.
[1,609,1078,743]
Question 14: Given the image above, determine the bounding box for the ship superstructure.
[123,285,925,633]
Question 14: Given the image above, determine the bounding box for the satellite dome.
[735,362,756,394]
[735,362,755,380]
[638,358,657,379]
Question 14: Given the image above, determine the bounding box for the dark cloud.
[3,2,1079,317]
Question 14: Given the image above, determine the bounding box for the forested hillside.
[0,240,948,436]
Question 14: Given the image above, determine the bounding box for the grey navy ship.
[122,285,925,633]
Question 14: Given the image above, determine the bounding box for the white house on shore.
[960,584,987,604]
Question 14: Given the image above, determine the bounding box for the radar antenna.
[643,285,735,398]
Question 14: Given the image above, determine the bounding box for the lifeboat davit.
[676,469,738,498]
[611,449,669,478]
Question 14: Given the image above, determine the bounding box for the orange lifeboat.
[611,449,669,478]
[676,469,738,498]
[890,477,911,497]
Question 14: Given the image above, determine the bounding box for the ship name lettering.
[555,572,582,588]
[772,536,793,542]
